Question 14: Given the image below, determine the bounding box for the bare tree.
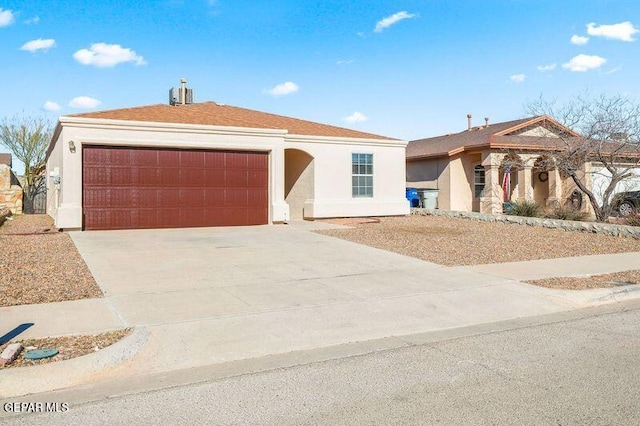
[527,93,640,222]
[0,114,52,210]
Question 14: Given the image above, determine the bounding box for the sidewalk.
[1,298,126,340]
[455,252,640,281]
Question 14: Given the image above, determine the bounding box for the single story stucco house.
[46,92,409,230]
[406,115,640,214]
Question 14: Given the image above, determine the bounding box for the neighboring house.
[46,93,409,230]
[0,153,23,214]
[406,115,640,214]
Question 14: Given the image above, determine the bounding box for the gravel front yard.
[525,270,640,290]
[0,215,102,306]
[318,215,640,266]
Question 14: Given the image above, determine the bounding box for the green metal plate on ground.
[23,348,58,360]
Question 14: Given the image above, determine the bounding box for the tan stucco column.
[517,165,533,201]
[271,145,290,223]
[479,152,504,214]
[547,169,562,206]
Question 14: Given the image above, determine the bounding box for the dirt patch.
[526,270,640,290]
[0,215,103,306]
[316,215,640,266]
[1,329,131,369]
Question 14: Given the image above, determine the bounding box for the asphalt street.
[3,300,640,425]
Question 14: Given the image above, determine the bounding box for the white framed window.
[474,165,485,198]
[352,153,373,197]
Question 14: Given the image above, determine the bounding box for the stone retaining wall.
[0,206,10,226]
[412,208,640,239]
[0,164,22,214]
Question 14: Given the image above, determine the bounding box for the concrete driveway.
[65,221,578,375]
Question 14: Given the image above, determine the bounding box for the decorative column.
[518,165,533,201]
[546,168,562,207]
[480,153,504,214]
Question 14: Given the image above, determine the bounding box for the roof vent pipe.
[484,117,489,128]
[467,114,472,131]
[180,78,187,106]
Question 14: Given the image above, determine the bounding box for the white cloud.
[20,38,56,53]
[510,74,526,83]
[570,35,589,45]
[587,21,639,42]
[265,81,299,96]
[25,16,40,24]
[69,96,102,109]
[562,54,607,72]
[0,8,15,27]
[43,101,61,111]
[336,59,354,65]
[537,63,557,72]
[344,111,368,123]
[73,43,147,68]
[374,11,417,33]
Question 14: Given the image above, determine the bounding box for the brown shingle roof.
[69,102,397,141]
[405,116,589,159]
[407,117,543,159]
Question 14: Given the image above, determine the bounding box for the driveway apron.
[70,223,577,374]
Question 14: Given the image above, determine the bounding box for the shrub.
[545,205,589,221]
[508,200,542,217]
[625,212,640,227]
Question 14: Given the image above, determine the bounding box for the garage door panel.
[138,168,160,186]
[180,151,205,167]
[181,169,206,186]
[226,170,249,187]
[248,170,267,187]
[83,146,268,230]
[158,150,180,166]
[130,150,158,166]
[226,152,248,169]
[205,152,225,168]
[204,169,226,186]
[157,188,181,207]
[181,189,205,207]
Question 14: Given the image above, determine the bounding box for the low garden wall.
[412,208,640,239]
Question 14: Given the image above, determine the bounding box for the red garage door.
[82,146,269,230]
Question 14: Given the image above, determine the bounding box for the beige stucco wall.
[46,117,409,229]
[284,135,409,219]
[406,157,451,210]
[449,154,475,211]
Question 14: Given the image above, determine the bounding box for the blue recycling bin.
[406,188,420,208]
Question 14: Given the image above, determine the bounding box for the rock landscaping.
[413,208,640,239]
[318,215,640,267]
[525,270,640,290]
[0,214,103,306]
[0,329,130,368]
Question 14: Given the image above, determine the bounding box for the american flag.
[502,165,511,201]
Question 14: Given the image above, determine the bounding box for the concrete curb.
[0,327,149,398]
[521,283,640,307]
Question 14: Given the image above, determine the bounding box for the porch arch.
[284,148,315,220]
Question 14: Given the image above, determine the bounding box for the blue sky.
[1,0,639,164]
